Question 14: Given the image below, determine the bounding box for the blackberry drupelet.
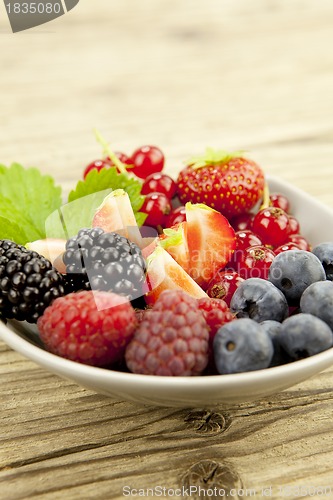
[0,239,66,323]
[63,228,147,301]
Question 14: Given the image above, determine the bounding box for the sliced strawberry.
[26,238,66,264]
[185,202,236,289]
[141,237,158,260]
[92,189,143,247]
[141,222,190,271]
[159,222,190,272]
[144,246,207,306]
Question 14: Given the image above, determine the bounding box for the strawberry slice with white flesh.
[92,189,143,248]
[26,238,67,264]
[144,246,207,306]
[185,202,236,290]
[141,221,189,266]
[158,222,190,272]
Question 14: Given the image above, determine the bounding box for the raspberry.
[197,297,234,341]
[125,290,209,376]
[63,228,146,301]
[0,239,65,323]
[37,291,137,366]
[197,297,235,375]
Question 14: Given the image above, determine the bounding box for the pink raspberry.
[197,296,235,374]
[197,297,235,342]
[125,290,209,376]
[37,291,137,367]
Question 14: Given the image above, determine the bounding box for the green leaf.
[188,147,246,170]
[0,196,41,242]
[45,189,114,239]
[0,216,29,245]
[0,163,62,244]
[135,212,148,227]
[68,167,146,226]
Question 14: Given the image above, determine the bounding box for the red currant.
[141,192,172,228]
[235,230,262,252]
[252,207,291,248]
[141,172,176,199]
[165,206,186,228]
[131,146,165,179]
[228,230,262,268]
[236,245,276,280]
[83,159,112,179]
[288,215,300,235]
[274,242,302,255]
[207,270,244,306]
[288,234,311,251]
[230,213,254,231]
[269,193,290,213]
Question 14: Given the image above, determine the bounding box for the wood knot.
[181,460,243,499]
[184,410,230,435]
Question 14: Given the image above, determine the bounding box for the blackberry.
[0,239,66,323]
[63,228,147,301]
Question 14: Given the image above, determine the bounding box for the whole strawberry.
[125,290,209,376]
[37,291,137,366]
[176,148,265,219]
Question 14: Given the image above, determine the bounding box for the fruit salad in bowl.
[1,133,333,408]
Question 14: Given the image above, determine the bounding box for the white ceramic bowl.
[1,175,333,408]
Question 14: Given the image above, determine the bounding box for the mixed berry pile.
[1,139,333,376]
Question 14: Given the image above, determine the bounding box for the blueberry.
[230,278,288,323]
[279,313,333,360]
[213,318,274,374]
[312,242,333,281]
[268,250,326,305]
[300,280,333,330]
[260,320,290,366]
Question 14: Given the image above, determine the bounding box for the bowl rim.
[1,318,333,390]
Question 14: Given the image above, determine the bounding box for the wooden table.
[1,1,333,498]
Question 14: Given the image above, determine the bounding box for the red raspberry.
[197,297,235,375]
[37,291,137,367]
[125,290,209,376]
[197,297,234,340]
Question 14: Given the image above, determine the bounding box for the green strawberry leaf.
[188,147,246,169]
[0,163,62,244]
[68,167,147,226]
[45,189,112,239]
[0,216,29,245]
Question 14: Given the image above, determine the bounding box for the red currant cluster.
[207,193,311,303]
[84,145,186,231]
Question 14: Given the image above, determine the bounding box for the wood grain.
[1,1,333,498]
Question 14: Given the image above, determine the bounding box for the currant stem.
[94,129,129,175]
[259,182,270,210]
